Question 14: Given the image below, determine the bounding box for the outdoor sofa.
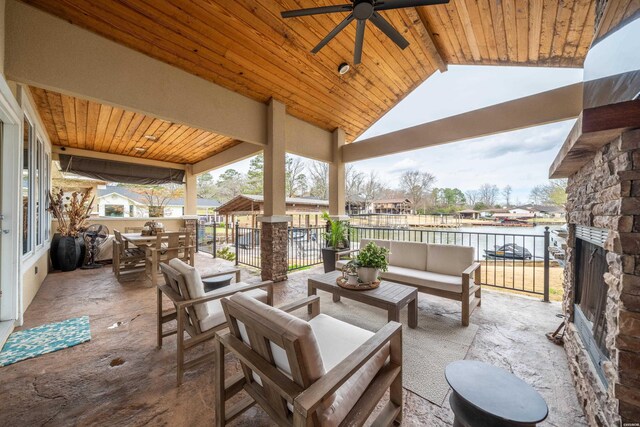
[336,239,481,326]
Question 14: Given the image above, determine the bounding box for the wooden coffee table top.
[308,271,417,308]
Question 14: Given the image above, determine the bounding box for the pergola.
[4,0,636,281]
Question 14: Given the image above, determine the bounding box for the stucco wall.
[22,250,48,310]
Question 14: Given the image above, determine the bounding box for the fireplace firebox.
[573,230,609,386]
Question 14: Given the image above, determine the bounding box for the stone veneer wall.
[564,128,640,426]
[260,221,289,282]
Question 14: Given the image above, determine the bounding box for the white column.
[263,98,287,218]
[184,164,197,215]
[329,128,346,218]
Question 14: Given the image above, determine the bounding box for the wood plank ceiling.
[29,87,238,164]
[23,0,632,162]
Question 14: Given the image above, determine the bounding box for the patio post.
[184,164,197,215]
[329,128,346,218]
[258,99,291,282]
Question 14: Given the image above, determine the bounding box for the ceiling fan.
[281,0,450,65]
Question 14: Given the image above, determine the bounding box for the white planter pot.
[358,267,379,283]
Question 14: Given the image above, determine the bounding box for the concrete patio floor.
[0,253,586,426]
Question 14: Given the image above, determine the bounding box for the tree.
[502,185,512,207]
[308,161,328,199]
[464,190,479,207]
[285,156,307,197]
[197,172,217,199]
[400,170,436,213]
[244,154,264,195]
[529,179,567,206]
[478,184,499,207]
[345,165,365,213]
[216,169,245,201]
[128,183,182,217]
[361,171,384,211]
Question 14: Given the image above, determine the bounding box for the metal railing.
[349,226,551,301]
[232,224,325,271]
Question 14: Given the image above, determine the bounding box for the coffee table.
[307,271,418,328]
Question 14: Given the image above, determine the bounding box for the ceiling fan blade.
[311,13,355,54]
[374,0,449,11]
[281,4,352,18]
[370,12,409,49]
[354,19,366,65]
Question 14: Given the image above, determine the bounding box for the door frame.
[0,77,23,331]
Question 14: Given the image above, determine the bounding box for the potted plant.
[48,188,94,272]
[355,242,389,283]
[321,211,349,273]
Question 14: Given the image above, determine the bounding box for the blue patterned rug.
[0,316,91,367]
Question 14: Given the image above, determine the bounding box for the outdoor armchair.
[215,293,403,426]
[157,259,273,385]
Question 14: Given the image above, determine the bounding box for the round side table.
[445,360,548,427]
[202,274,234,292]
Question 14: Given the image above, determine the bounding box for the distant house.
[97,187,220,218]
[458,209,481,219]
[510,205,566,218]
[370,198,412,214]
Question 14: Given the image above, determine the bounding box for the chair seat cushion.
[199,287,268,332]
[309,314,390,427]
[384,265,462,293]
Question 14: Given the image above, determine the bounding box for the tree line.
[194,154,567,212]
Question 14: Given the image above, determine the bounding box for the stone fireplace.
[563,129,640,425]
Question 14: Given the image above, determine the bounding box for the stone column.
[260,99,290,282]
[184,164,197,215]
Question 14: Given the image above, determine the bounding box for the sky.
[210,64,583,204]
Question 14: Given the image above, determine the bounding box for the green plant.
[321,211,349,249]
[216,246,236,261]
[356,242,389,272]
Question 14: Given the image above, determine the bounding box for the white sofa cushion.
[426,244,474,276]
[199,287,268,332]
[309,314,389,427]
[383,266,463,293]
[168,258,209,320]
[389,241,428,270]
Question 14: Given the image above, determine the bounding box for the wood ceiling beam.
[413,7,448,73]
[343,83,584,163]
[51,146,186,170]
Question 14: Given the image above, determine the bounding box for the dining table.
[121,232,174,250]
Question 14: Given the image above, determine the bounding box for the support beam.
[184,165,197,215]
[192,142,262,175]
[51,146,186,170]
[329,128,346,217]
[5,0,333,161]
[343,83,583,163]
[263,99,287,218]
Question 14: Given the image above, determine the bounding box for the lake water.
[352,224,567,261]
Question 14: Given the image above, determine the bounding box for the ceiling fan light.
[338,62,350,75]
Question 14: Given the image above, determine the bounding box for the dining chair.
[112,229,146,280]
[146,231,195,286]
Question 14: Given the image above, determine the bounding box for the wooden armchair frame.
[157,262,273,385]
[215,295,403,426]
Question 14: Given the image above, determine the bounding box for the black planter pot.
[322,247,339,273]
[56,236,83,272]
[50,233,61,270]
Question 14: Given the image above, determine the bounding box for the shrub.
[216,246,236,261]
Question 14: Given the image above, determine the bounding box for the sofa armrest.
[172,280,274,309]
[335,248,359,258]
[462,262,481,277]
[293,321,402,418]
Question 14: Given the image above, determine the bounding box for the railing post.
[212,221,217,258]
[235,220,239,266]
[543,226,550,302]
[195,220,200,253]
